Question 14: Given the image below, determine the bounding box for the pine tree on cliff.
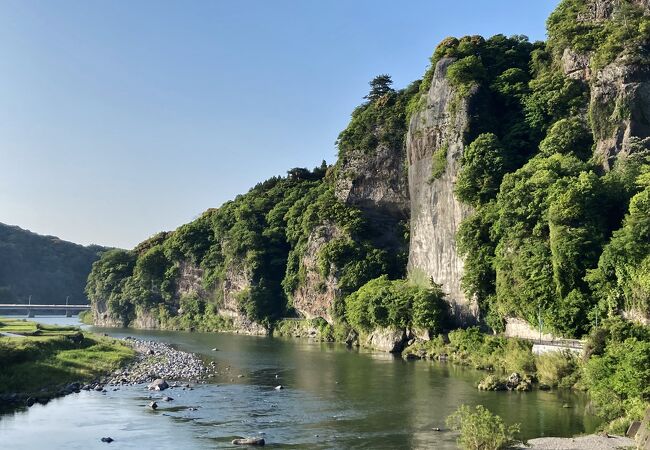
[365,74,394,102]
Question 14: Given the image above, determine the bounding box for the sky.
[0,0,559,249]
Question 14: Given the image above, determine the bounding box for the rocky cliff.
[552,0,650,168]
[406,57,478,324]
[86,0,650,340]
[291,224,342,323]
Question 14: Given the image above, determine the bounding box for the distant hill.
[0,223,108,305]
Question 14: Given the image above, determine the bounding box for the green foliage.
[337,82,417,159]
[457,202,499,326]
[364,74,394,102]
[408,34,535,121]
[78,310,93,325]
[579,318,650,429]
[429,145,448,182]
[284,183,406,312]
[446,405,520,450]
[86,249,137,325]
[485,154,615,336]
[456,134,505,206]
[344,276,449,333]
[446,327,535,373]
[447,55,487,97]
[0,223,106,305]
[547,0,650,70]
[588,166,650,317]
[539,117,593,160]
[584,337,650,422]
[88,165,330,327]
[536,351,579,388]
[523,70,587,137]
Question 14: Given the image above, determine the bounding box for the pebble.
[104,337,213,386]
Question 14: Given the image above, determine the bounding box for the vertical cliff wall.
[406,57,478,324]
[552,0,650,169]
[335,141,410,247]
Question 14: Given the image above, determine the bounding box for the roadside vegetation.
[0,317,134,398]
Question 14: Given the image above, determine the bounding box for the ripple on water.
[0,319,602,449]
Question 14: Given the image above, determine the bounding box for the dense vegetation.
[344,276,449,334]
[87,159,406,328]
[83,0,650,431]
[0,223,105,305]
[444,1,650,338]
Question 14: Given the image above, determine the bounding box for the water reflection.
[0,317,601,449]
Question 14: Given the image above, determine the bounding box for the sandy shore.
[512,434,635,449]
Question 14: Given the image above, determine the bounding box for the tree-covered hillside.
[0,223,106,305]
[87,0,649,341]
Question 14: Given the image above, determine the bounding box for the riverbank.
[0,317,135,409]
[513,433,635,449]
[104,337,213,386]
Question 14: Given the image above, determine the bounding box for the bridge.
[0,303,90,318]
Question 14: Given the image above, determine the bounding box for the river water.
[0,316,601,449]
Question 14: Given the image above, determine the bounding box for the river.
[0,316,601,449]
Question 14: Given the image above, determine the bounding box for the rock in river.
[147,379,169,391]
[232,437,265,446]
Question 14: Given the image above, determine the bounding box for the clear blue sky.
[0,0,558,249]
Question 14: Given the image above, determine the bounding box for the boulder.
[364,328,407,353]
[478,375,506,391]
[149,401,158,410]
[232,437,265,446]
[147,379,169,391]
[100,437,114,443]
[506,372,521,390]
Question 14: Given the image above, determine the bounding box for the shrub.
[536,350,579,388]
[446,55,487,97]
[344,276,448,333]
[446,405,520,450]
[539,117,593,160]
[583,336,650,423]
[429,145,448,182]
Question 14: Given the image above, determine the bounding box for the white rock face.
[406,57,478,324]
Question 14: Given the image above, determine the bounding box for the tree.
[456,133,506,207]
[364,74,394,102]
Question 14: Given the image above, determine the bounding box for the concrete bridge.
[0,303,90,318]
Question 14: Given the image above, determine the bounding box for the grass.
[78,310,94,325]
[0,317,135,397]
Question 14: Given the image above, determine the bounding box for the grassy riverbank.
[0,318,135,398]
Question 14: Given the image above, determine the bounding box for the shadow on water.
[0,316,602,449]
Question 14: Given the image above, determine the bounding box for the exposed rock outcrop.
[590,60,650,169]
[291,224,341,323]
[218,265,267,335]
[335,140,409,249]
[406,57,478,324]
[560,0,650,169]
[363,327,408,353]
